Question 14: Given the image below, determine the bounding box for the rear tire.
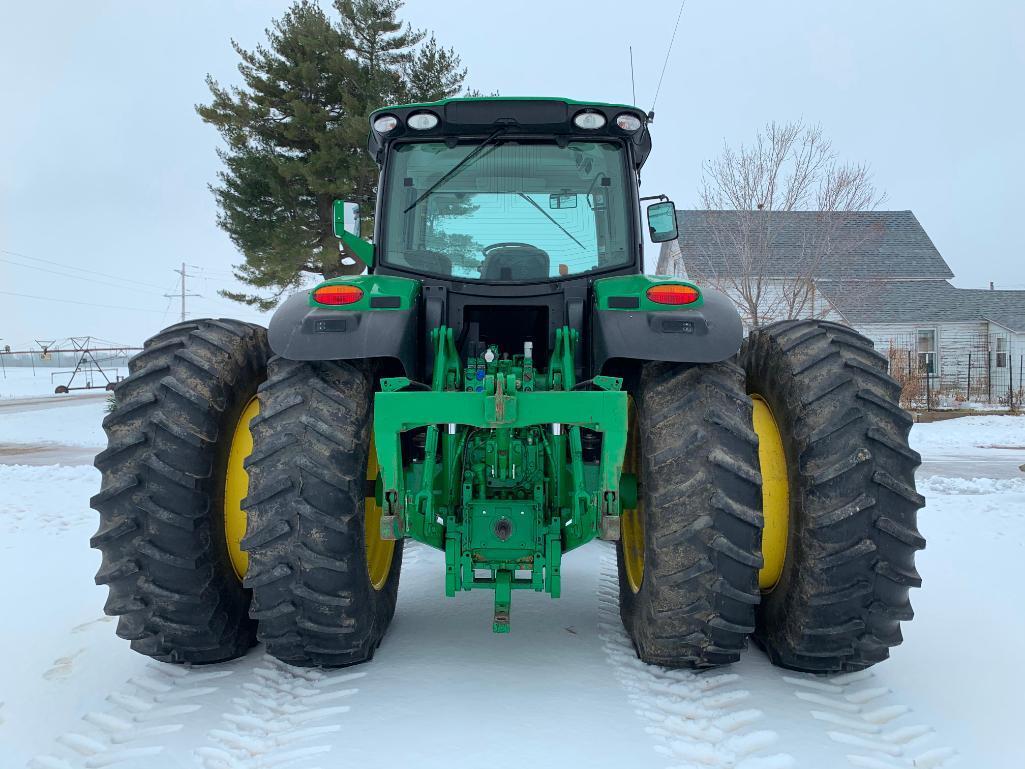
[617,361,762,668]
[243,357,402,668]
[90,319,270,664]
[741,320,925,672]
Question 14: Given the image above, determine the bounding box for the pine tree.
[402,35,467,102]
[198,0,468,309]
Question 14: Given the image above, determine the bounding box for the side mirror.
[333,200,361,239]
[646,200,678,243]
[332,199,374,268]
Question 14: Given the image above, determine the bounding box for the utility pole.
[165,262,200,322]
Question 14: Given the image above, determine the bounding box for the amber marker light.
[646,284,700,305]
[313,284,363,306]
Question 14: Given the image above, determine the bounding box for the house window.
[916,329,937,375]
[995,336,1008,368]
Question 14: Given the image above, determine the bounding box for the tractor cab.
[366,99,659,285]
[271,98,733,387]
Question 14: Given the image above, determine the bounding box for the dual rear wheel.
[617,319,925,672]
[91,322,398,667]
[92,317,923,673]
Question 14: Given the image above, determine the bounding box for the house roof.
[817,280,1025,333]
[659,210,954,281]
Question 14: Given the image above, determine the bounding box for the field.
[1,386,1023,769]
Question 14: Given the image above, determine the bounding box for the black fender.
[267,291,418,376]
[592,286,743,371]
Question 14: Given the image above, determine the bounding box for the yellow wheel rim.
[224,396,259,581]
[621,400,645,593]
[752,394,790,590]
[365,431,395,590]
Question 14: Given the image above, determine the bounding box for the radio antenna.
[650,0,687,113]
[630,46,637,106]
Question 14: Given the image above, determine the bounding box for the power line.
[0,289,167,314]
[0,248,169,291]
[159,293,175,324]
[0,256,168,296]
[650,0,687,113]
[165,262,202,322]
[191,267,239,279]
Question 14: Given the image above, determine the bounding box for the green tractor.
[91,97,924,673]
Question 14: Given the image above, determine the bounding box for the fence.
[881,332,1024,412]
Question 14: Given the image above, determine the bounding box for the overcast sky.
[2,0,1023,348]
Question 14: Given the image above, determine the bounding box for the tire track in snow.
[783,671,957,768]
[400,539,425,568]
[193,542,425,768]
[28,663,233,769]
[597,550,794,769]
[195,655,362,769]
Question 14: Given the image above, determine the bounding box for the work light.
[572,111,606,130]
[407,112,439,130]
[373,115,399,133]
[615,113,642,132]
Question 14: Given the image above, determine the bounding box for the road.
[0,393,107,465]
[0,391,108,412]
[920,452,1025,479]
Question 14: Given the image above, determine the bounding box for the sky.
[2,0,1023,348]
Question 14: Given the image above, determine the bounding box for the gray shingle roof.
[661,210,954,281]
[817,280,1025,333]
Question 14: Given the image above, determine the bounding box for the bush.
[887,346,923,410]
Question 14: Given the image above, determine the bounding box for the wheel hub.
[224,396,259,581]
[751,394,790,590]
[621,400,644,593]
[365,433,395,590]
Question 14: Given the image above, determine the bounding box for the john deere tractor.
[92,98,924,672]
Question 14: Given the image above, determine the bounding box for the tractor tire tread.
[740,319,924,673]
[90,318,269,664]
[243,357,401,668]
[618,360,762,669]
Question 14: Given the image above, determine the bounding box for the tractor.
[91,97,924,673]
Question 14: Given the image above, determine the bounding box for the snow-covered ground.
[910,414,1025,453]
[0,403,1022,769]
[0,401,109,447]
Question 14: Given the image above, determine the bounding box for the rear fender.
[268,275,420,376]
[592,276,743,370]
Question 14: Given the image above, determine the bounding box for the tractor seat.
[405,250,452,276]
[479,243,550,281]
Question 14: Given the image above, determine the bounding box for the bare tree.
[679,121,884,327]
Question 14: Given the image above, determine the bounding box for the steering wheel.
[478,242,550,280]
[482,242,537,255]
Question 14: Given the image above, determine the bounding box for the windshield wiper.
[403,127,508,214]
[516,193,585,250]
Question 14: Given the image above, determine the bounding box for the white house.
[658,210,1025,401]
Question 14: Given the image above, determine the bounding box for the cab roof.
[367,97,652,170]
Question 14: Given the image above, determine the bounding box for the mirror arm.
[340,231,375,268]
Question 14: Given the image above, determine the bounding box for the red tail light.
[313,284,363,306]
[646,284,700,305]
